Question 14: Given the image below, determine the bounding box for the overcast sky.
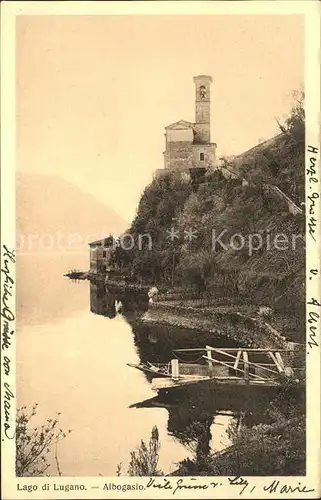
[16,15,304,222]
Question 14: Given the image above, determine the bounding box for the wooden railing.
[170,345,304,384]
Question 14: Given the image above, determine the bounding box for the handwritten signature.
[263,479,314,494]
[228,476,254,495]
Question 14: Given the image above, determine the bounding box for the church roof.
[165,120,194,130]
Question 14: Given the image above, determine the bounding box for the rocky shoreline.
[141,300,293,350]
[65,272,301,350]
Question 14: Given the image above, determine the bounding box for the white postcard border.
[1,1,320,499]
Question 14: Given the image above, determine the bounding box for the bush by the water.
[117,426,163,476]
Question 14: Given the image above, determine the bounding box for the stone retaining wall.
[145,301,293,350]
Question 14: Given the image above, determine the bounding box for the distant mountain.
[16,172,128,253]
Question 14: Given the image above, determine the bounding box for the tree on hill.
[277,89,305,146]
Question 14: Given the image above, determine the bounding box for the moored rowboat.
[126,362,171,378]
[127,345,305,392]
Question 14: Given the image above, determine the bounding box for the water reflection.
[18,262,190,476]
[18,259,302,476]
[128,381,283,457]
[130,391,236,455]
[89,282,306,463]
[90,281,149,319]
[127,318,240,365]
[89,283,247,456]
[90,282,117,318]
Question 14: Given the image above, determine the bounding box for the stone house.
[89,236,115,274]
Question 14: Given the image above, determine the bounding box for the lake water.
[16,253,265,476]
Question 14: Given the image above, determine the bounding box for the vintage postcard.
[1,1,320,499]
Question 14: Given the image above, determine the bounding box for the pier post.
[285,341,302,368]
[171,359,180,381]
[243,351,249,384]
[206,346,214,377]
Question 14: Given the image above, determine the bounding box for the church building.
[162,75,217,175]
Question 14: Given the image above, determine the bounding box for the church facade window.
[200,152,205,161]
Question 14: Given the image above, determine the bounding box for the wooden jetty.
[146,345,305,392]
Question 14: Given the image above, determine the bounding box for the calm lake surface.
[16,253,266,476]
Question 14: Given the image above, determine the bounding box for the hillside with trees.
[112,92,305,342]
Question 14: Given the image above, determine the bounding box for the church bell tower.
[193,75,212,144]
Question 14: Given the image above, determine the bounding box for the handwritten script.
[306,146,320,354]
[307,294,320,351]
[306,145,319,243]
[146,477,221,495]
[1,245,16,439]
[145,476,314,496]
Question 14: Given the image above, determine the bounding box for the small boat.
[127,360,229,383]
[127,345,305,392]
[126,362,171,378]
